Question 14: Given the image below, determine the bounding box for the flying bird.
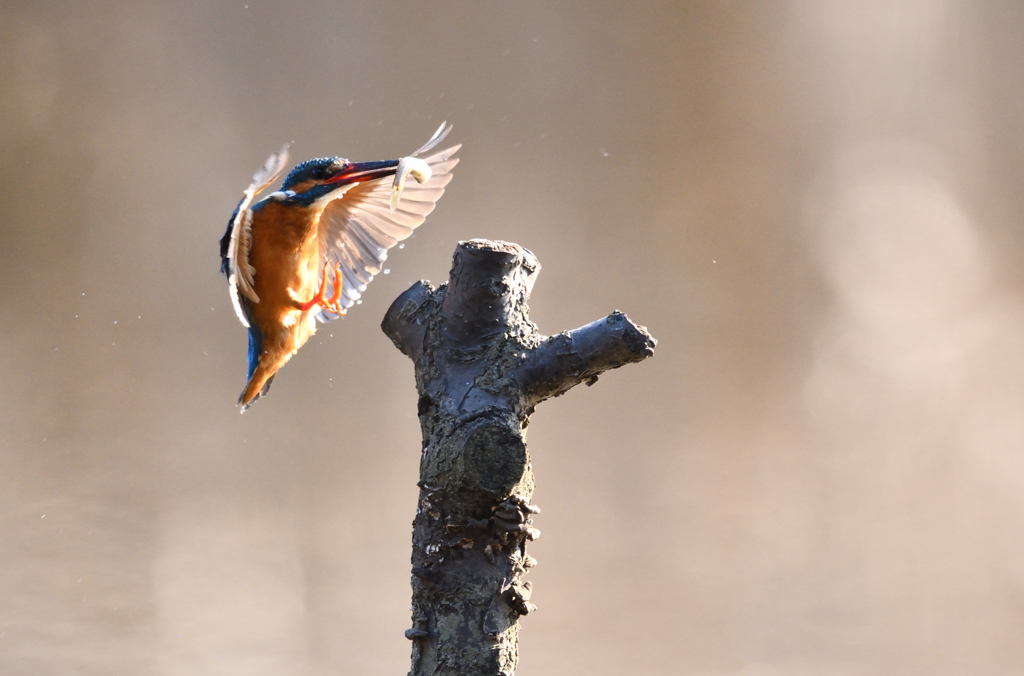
[219,123,459,412]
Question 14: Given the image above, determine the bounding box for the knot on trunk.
[456,414,528,499]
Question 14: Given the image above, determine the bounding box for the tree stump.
[382,239,656,676]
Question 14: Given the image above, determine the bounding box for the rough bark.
[382,239,656,676]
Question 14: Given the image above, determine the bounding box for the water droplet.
[600,148,609,157]
[357,300,362,305]
[398,243,404,249]
[384,269,390,275]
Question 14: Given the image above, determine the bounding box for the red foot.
[295,262,347,316]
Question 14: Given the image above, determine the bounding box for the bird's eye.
[310,167,327,180]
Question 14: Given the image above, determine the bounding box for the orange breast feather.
[247,202,322,330]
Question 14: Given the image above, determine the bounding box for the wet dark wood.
[382,239,656,676]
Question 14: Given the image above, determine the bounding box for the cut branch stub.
[382,239,656,676]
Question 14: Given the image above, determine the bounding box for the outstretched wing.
[219,145,290,327]
[315,143,459,321]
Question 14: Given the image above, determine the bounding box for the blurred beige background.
[2,1,1024,674]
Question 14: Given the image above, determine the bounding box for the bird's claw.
[294,261,347,315]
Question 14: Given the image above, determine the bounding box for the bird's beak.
[324,159,400,185]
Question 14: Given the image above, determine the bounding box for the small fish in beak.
[391,156,432,212]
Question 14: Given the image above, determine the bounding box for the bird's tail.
[238,368,276,413]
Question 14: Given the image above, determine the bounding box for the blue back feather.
[246,322,262,381]
[219,199,244,277]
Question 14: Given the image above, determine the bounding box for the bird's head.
[280,156,400,205]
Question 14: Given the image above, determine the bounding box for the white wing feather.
[315,143,460,321]
[226,145,289,327]
[411,121,453,157]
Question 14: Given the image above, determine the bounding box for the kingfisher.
[219,123,459,412]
